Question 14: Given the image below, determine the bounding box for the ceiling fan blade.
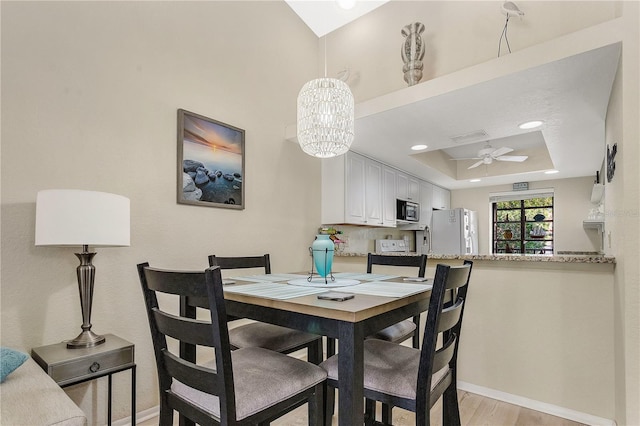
[491,147,514,157]
[496,155,528,162]
[468,160,485,169]
[450,157,481,161]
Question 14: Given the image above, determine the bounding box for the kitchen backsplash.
[319,225,415,254]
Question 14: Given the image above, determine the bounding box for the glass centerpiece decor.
[311,234,334,280]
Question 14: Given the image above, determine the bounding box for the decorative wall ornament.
[607,143,617,183]
[401,22,425,86]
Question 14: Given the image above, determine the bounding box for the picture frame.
[177,109,245,209]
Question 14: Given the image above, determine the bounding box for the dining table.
[180,271,433,426]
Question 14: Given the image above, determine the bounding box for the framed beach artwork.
[177,109,245,209]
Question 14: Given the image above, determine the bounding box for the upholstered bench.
[0,355,87,425]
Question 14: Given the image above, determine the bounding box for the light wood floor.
[139,390,585,425]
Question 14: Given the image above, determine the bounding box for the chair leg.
[324,383,335,426]
[308,339,323,365]
[381,403,393,425]
[442,383,461,426]
[160,403,174,426]
[326,337,336,358]
[309,383,323,426]
[364,399,376,425]
[178,414,194,426]
[412,315,421,349]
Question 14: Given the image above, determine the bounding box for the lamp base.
[67,330,106,349]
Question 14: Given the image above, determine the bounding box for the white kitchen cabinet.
[365,160,383,226]
[321,151,394,227]
[419,180,433,228]
[396,172,420,201]
[381,165,397,227]
[432,185,451,210]
[344,152,367,224]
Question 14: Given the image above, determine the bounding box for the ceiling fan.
[454,144,528,169]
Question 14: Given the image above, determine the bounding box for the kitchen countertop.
[335,251,616,264]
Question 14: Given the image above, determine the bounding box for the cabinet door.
[432,185,451,210]
[345,152,366,224]
[396,172,409,200]
[382,166,397,227]
[365,160,383,225]
[397,172,419,202]
[419,180,433,227]
[408,177,420,202]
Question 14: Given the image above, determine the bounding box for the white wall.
[1,2,320,423]
[451,177,600,254]
[324,1,618,103]
[605,2,640,424]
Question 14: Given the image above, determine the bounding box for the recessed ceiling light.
[544,170,559,174]
[519,120,544,130]
[336,0,356,10]
[469,179,481,183]
[411,144,428,151]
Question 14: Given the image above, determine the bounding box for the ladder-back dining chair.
[366,253,428,348]
[208,254,323,364]
[326,253,428,358]
[137,263,326,426]
[321,260,473,426]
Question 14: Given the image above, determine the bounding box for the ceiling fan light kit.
[452,144,529,169]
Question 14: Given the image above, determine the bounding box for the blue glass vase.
[312,234,334,278]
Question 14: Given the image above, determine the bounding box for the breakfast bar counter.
[330,248,615,420]
[335,251,616,264]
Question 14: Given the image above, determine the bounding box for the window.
[491,190,554,254]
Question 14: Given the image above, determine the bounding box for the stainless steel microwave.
[397,199,420,222]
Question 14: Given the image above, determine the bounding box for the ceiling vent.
[450,129,489,144]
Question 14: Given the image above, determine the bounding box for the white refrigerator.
[431,208,478,255]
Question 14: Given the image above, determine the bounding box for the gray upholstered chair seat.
[321,339,448,401]
[367,319,417,344]
[172,347,326,421]
[230,322,320,353]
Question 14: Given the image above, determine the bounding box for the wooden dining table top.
[220,272,433,323]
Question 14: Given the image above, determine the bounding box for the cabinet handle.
[89,362,100,373]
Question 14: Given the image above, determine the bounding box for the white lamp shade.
[297,77,354,158]
[35,189,130,247]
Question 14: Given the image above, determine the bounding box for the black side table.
[31,334,136,425]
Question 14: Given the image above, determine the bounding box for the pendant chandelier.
[297,41,354,158]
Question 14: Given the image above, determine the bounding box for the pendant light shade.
[297,77,354,158]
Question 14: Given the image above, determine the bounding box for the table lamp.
[35,189,130,349]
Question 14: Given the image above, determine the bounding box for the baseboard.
[458,381,616,426]
[111,405,159,426]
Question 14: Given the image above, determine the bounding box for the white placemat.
[340,281,432,298]
[332,272,401,281]
[232,273,307,283]
[288,278,361,288]
[223,282,326,299]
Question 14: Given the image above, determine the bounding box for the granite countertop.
[335,251,616,264]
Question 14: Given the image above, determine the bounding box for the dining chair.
[137,263,326,426]
[208,254,323,364]
[366,253,428,347]
[321,260,473,426]
[325,253,427,358]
